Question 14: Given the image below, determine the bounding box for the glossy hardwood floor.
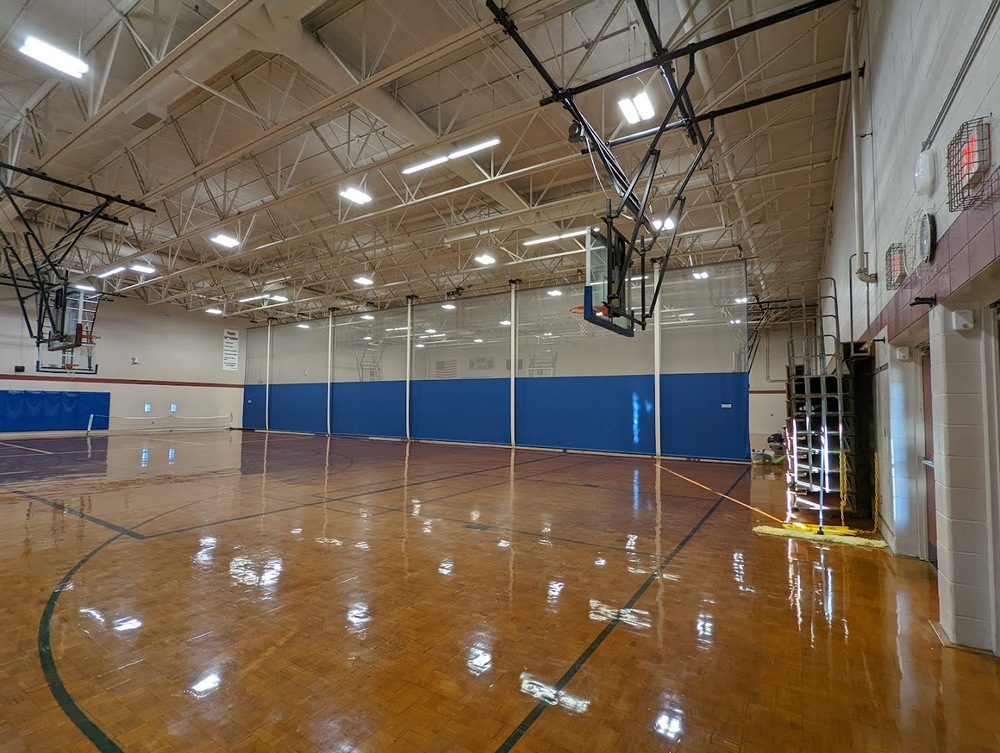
[1,431,998,752]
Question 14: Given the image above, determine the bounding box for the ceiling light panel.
[340,187,372,204]
[210,233,239,248]
[19,37,88,78]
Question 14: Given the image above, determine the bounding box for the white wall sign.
[223,329,239,371]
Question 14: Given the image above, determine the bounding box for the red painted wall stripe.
[0,373,243,389]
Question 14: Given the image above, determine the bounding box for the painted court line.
[495,467,750,752]
[0,440,54,455]
[143,452,566,538]
[15,491,144,540]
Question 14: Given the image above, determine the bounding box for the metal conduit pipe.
[673,0,761,280]
[850,5,877,285]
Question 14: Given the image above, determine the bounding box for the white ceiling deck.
[0,0,853,323]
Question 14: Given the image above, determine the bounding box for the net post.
[86,413,94,436]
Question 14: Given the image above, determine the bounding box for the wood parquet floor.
[1,431,998,752]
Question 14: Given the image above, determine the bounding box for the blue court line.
[16,491,144,540]
[495,467,750,752]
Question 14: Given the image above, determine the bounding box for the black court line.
[38,535,125,753]
[36,491,250,753]
[15,491,144,540]
[495,467,750,752]
[142,452,567,538]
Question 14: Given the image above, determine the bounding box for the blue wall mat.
[0,390,110,432]
[660,372,750,461]
[515,375,656,455]
[269,383,328,434]
[411,379,510,445]
[242,384,267,429]
[331,380,406,438]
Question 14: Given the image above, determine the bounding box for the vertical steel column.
[264,319,273,433]
[326,309,333,436]
[510,281,517,448]
[653,275,662,457]
[405,298,413,441]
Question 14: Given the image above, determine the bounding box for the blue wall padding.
[331,380,406,438]
[269,383,328,434]
[515,375,656,454]
[242,384,267,430]
[0,390,110,432]
[660,372,750,461]
[411,379,510,445]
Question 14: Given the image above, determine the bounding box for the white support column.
[264,319,273,433]
[405,297,413,441]
[510,282,517,448]
[326,309,333,436]
[653,276,662,457]
[929,304,994,651]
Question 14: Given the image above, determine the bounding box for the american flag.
[435,359,458,379]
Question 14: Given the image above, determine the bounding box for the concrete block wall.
[929,305,994,650]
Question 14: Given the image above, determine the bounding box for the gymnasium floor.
[1,432,999,752]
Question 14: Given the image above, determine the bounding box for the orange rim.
[569,304,608,316]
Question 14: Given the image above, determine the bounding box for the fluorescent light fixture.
[401,155,449,175]
[524,228,588,246]
[692,271,709,280]
[74,284,96,291]
[618,92,655,124]
[448,137,501,160]
[19,37,88,78]
[297,323,310,329]
[441,303,456,310]
[633,91,655,120]
[339,187,372,204]
[500,320,511,326]
[618,98,640,125]
[415,343,425,348]
[735,296,748,304]
[523,234,560,247]
[354,276,374,286]
[543,332,553,336]
[130,264,156,274]
[238,294,266,303]
[360,314,375,320]
[547,290,563,297]
[678,312,695,317]
[425,328,437,334]
[363,335,372,340]
[730,319,742,325]
[210,233,239,248]
[268,294,288,303]
[205,308,223,315]
[474,253,496,265]
[473,338,483,343]
[652,218,675,231]
[97,266,126,278]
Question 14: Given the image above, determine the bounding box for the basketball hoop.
[569,304,608,337]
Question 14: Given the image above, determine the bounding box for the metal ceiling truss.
[487,0,853,333]
[0,161,154,344]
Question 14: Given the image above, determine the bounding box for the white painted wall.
[0,290,247,430]
[821,1,1000,652]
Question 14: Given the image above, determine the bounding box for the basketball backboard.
[583,227,635,337]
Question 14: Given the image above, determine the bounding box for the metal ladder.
[784,279,856,514]
[357,341,384,381]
